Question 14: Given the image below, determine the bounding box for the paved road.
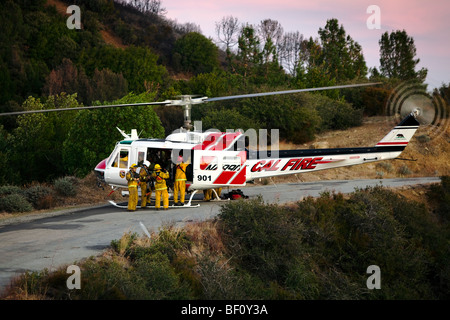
[0,177,441,292]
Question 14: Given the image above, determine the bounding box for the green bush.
[428,176,450,223]
[218,197,306,283]
[53,176,78,197]
[218,185,448,299]
[23,184,54,209]
[309,94,363,131]
[0,193,33,213]
[132,251,193,299]
[0,185,23,197]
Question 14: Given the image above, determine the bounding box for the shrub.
[110,232,139,256]
[376,161,393,173]
[398,164,412,176]
[23,184,54,209]
[0,185,23,197]
[53,176,78,197]
[307,93,363,131]
[0,193,33,213]
[428,176,450,223]
[218,197,305,283]
[417,134,431,143]
[132,251,193,299]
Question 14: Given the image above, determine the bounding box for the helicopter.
[0,82,421,208]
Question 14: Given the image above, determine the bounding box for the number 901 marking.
[197,175,212,182]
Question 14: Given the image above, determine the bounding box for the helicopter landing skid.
[108,200,200,209]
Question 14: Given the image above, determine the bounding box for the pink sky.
[163,0,450,89]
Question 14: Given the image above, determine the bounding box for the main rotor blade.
[0,100,172,117]
[205,82,381,103]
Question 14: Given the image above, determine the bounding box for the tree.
[43,58,129,105]
[295,37,338,97]
[62,92,165,177]
[43,58,92,104]
[258,19,283,65]
[379,30,428,82]
[318,18,367,81]
[173,32,220,75]
[79,45,168,94]
[235,24,262,84]
[125,0,167,15]
[91,68,128,103]
[278,31,305,76]
[7,94,80,183]
[215,15,240,65]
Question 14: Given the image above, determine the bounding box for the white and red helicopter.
[1,83,421,208]
[92,83,420,207]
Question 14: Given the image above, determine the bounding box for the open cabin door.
[105,144,131,187]
[192,149,247,189]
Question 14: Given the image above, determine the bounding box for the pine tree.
[318,18,367,82]
[379,30,427,82]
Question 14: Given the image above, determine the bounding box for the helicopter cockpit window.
[119,150,129,168]
[111,149,129,168]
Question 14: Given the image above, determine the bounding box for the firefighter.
[174,156,189,206]
[152,164,170,210]
[126,164,139,211]
[139,161,151,208]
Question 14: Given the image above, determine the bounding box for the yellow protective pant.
[155,189,169,209]
[173,180,186,204]
[203,189,212,201]
[140,182,148,207]
[128,186,138,211]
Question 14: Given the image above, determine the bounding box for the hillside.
[46,0,128,48]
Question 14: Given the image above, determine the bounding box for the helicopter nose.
[95,158,107,171]
[94,159,107,181]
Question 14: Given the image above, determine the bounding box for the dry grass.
[183,220,226,256]
[100,28,127,49]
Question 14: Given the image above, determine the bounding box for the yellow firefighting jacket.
[126,171,139,187]
[175,162,189,182]
[139,167,149,183]
[152,170,170,190]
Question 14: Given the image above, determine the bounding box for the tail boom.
[246,113,419,181]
